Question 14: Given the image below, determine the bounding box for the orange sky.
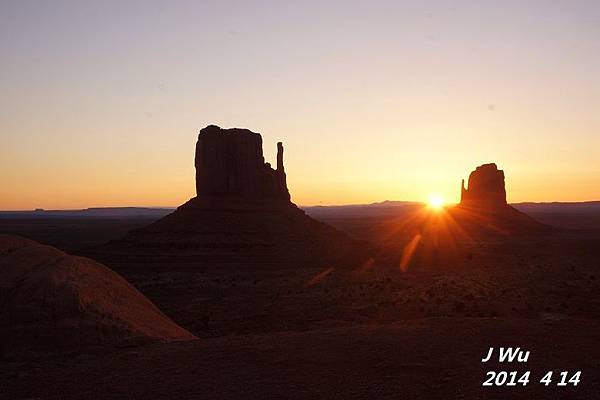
[1,2,599,210]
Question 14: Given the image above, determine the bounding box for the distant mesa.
[0,234,196,354]
[460,163,507,210]
[102,125,363,267]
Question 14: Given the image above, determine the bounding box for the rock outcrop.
[195,125,290,201]
[460,163,507,210]
[456,163,549,234]
[0,235,196,354]
[102,125,365,267]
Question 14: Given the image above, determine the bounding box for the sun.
[428,196,445,210]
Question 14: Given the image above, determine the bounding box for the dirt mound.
[0,235,196,354]
[106,197,364,267]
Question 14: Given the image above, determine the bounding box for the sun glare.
[428,196,445,210]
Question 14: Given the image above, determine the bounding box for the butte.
[100,125,364,268]
[451,163,549,234]
[374,163,549,269]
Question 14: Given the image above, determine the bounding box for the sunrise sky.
[1,1,599,210]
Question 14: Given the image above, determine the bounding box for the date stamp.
[481,347,581,387]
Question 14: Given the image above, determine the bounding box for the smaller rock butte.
[460,163,507,210]
[453,163,549,235]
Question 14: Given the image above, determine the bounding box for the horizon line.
[3,199,600,213]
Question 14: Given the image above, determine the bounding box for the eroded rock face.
[102,125,365,267]
[0,235,196,353]
[195,125,290,202]
[460,163,507,210]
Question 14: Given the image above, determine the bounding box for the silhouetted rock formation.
[0,235,196,354]
[195,125,290,201]
[460,163,507,210]
[374,164,551,271]
[455,163,549,234]
[101,126,364,267]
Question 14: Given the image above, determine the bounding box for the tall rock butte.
[103,125,364,267]
[195,125,290,201]
[460,163,507,210]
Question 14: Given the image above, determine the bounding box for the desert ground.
[1,205,599,399]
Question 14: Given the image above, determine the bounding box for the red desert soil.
[2,318,598,399]
[0,234,195,353]
[2,207,600,399]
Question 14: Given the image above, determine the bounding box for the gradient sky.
[1,1,599,210]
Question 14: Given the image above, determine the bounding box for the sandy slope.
[0,235,195,353]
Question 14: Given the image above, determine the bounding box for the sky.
[1,0,599,210]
